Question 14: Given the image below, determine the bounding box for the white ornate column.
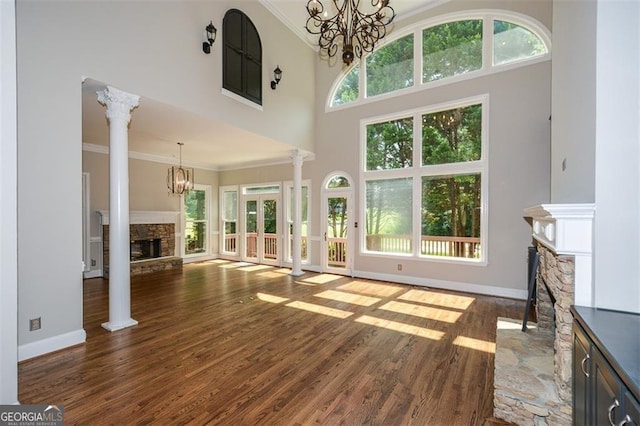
[291,150,304,276]
[97,86,139,332]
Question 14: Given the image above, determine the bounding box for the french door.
[321,191,352,275]
[243,195,280,266]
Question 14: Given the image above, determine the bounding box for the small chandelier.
[167,142,194,195]
[305,0,395,66]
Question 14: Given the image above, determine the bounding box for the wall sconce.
[202,21,217,54]
[270,66,283,90]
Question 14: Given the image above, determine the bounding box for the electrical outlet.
[91,259,97,267]
[30,317,41,331]
[397,263,403,271]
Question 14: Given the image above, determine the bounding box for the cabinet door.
[623,392,640,426]
[573,323,591,426]
[593,349,623,425]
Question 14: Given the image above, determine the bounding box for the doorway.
[321,173,354,275]
[243,195,280,266]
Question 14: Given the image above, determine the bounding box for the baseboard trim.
[83,269,102,279]
[18,329,86,361]
[352,269,528,300]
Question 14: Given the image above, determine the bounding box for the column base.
[290,269,304,277]
[101,318,138,332]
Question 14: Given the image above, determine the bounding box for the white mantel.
[523,203,595,307]
[98,210,180,226]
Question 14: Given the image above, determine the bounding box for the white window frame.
[283,179,312,265]
[219,185,239,259]
[183,184,212,258]
[360,94,489,266]
[327,10,551,111]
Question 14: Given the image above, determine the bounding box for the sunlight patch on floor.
[378,300,462,323]
[256,292,289,304]
[336,280,404,297]
[286,301,354,319]
[313,290,381,307]
[299,274,343,285]
[219,262,253,269]
[355,315,444,340]
[239,264,273,272]
[257,270,288,279]
[452,335,496,353]
[398,289,475,310]
[207,259,231,264]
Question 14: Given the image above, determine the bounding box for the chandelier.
[167,142,194,195]
[305,0,395,66]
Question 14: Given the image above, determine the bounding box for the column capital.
[97,86,140,124]
[291,149,305,167]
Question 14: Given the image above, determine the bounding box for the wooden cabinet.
[572,307,640,426]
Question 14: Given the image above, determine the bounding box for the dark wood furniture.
[572,306,640,425]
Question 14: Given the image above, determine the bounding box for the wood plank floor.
[18,260,524,425]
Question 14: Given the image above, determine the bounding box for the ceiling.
[82,1,440,171]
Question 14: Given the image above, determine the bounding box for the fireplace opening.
[130,238,161,261]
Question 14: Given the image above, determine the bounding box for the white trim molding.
[98,210,180,226]
[523,203,595,306]
[18,329,86,361]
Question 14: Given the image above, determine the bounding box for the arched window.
[223,9,262,105]
[329,11,550,109]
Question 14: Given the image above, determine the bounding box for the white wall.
[550,0,596,203]
[0,0,18,405]
[16,1,314,357]
[592,0,640,313]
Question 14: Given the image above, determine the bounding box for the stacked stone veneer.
[103,223,181,277]
[535,244,575,404]
[494,243,575,425]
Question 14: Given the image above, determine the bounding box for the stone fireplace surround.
[98,210,182,277]
[493,204,595,425]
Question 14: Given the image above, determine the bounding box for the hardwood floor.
[18,260,524,425]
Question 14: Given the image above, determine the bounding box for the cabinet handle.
[618,414,632,426]
[607,399,619,426]
[581,354,590,377]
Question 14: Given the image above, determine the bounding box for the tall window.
[362,98,486,262]
[184,185,210,256]
[285,181,310,263]
[220,187,238,255]
[223,9,262,105]
[330,12,550,108]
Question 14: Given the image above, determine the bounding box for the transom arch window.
[329,10,550,109]
[223,9,262,105]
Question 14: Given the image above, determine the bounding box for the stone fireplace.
[98,211,182,277]
[493,204,595,425]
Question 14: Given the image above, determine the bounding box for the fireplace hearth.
[493,204,594,425]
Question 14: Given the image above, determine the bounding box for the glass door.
[322,193,351,274]
[243,195,280,265]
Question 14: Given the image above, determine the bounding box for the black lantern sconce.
[270,66,283,90]
[202,21,217,54]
